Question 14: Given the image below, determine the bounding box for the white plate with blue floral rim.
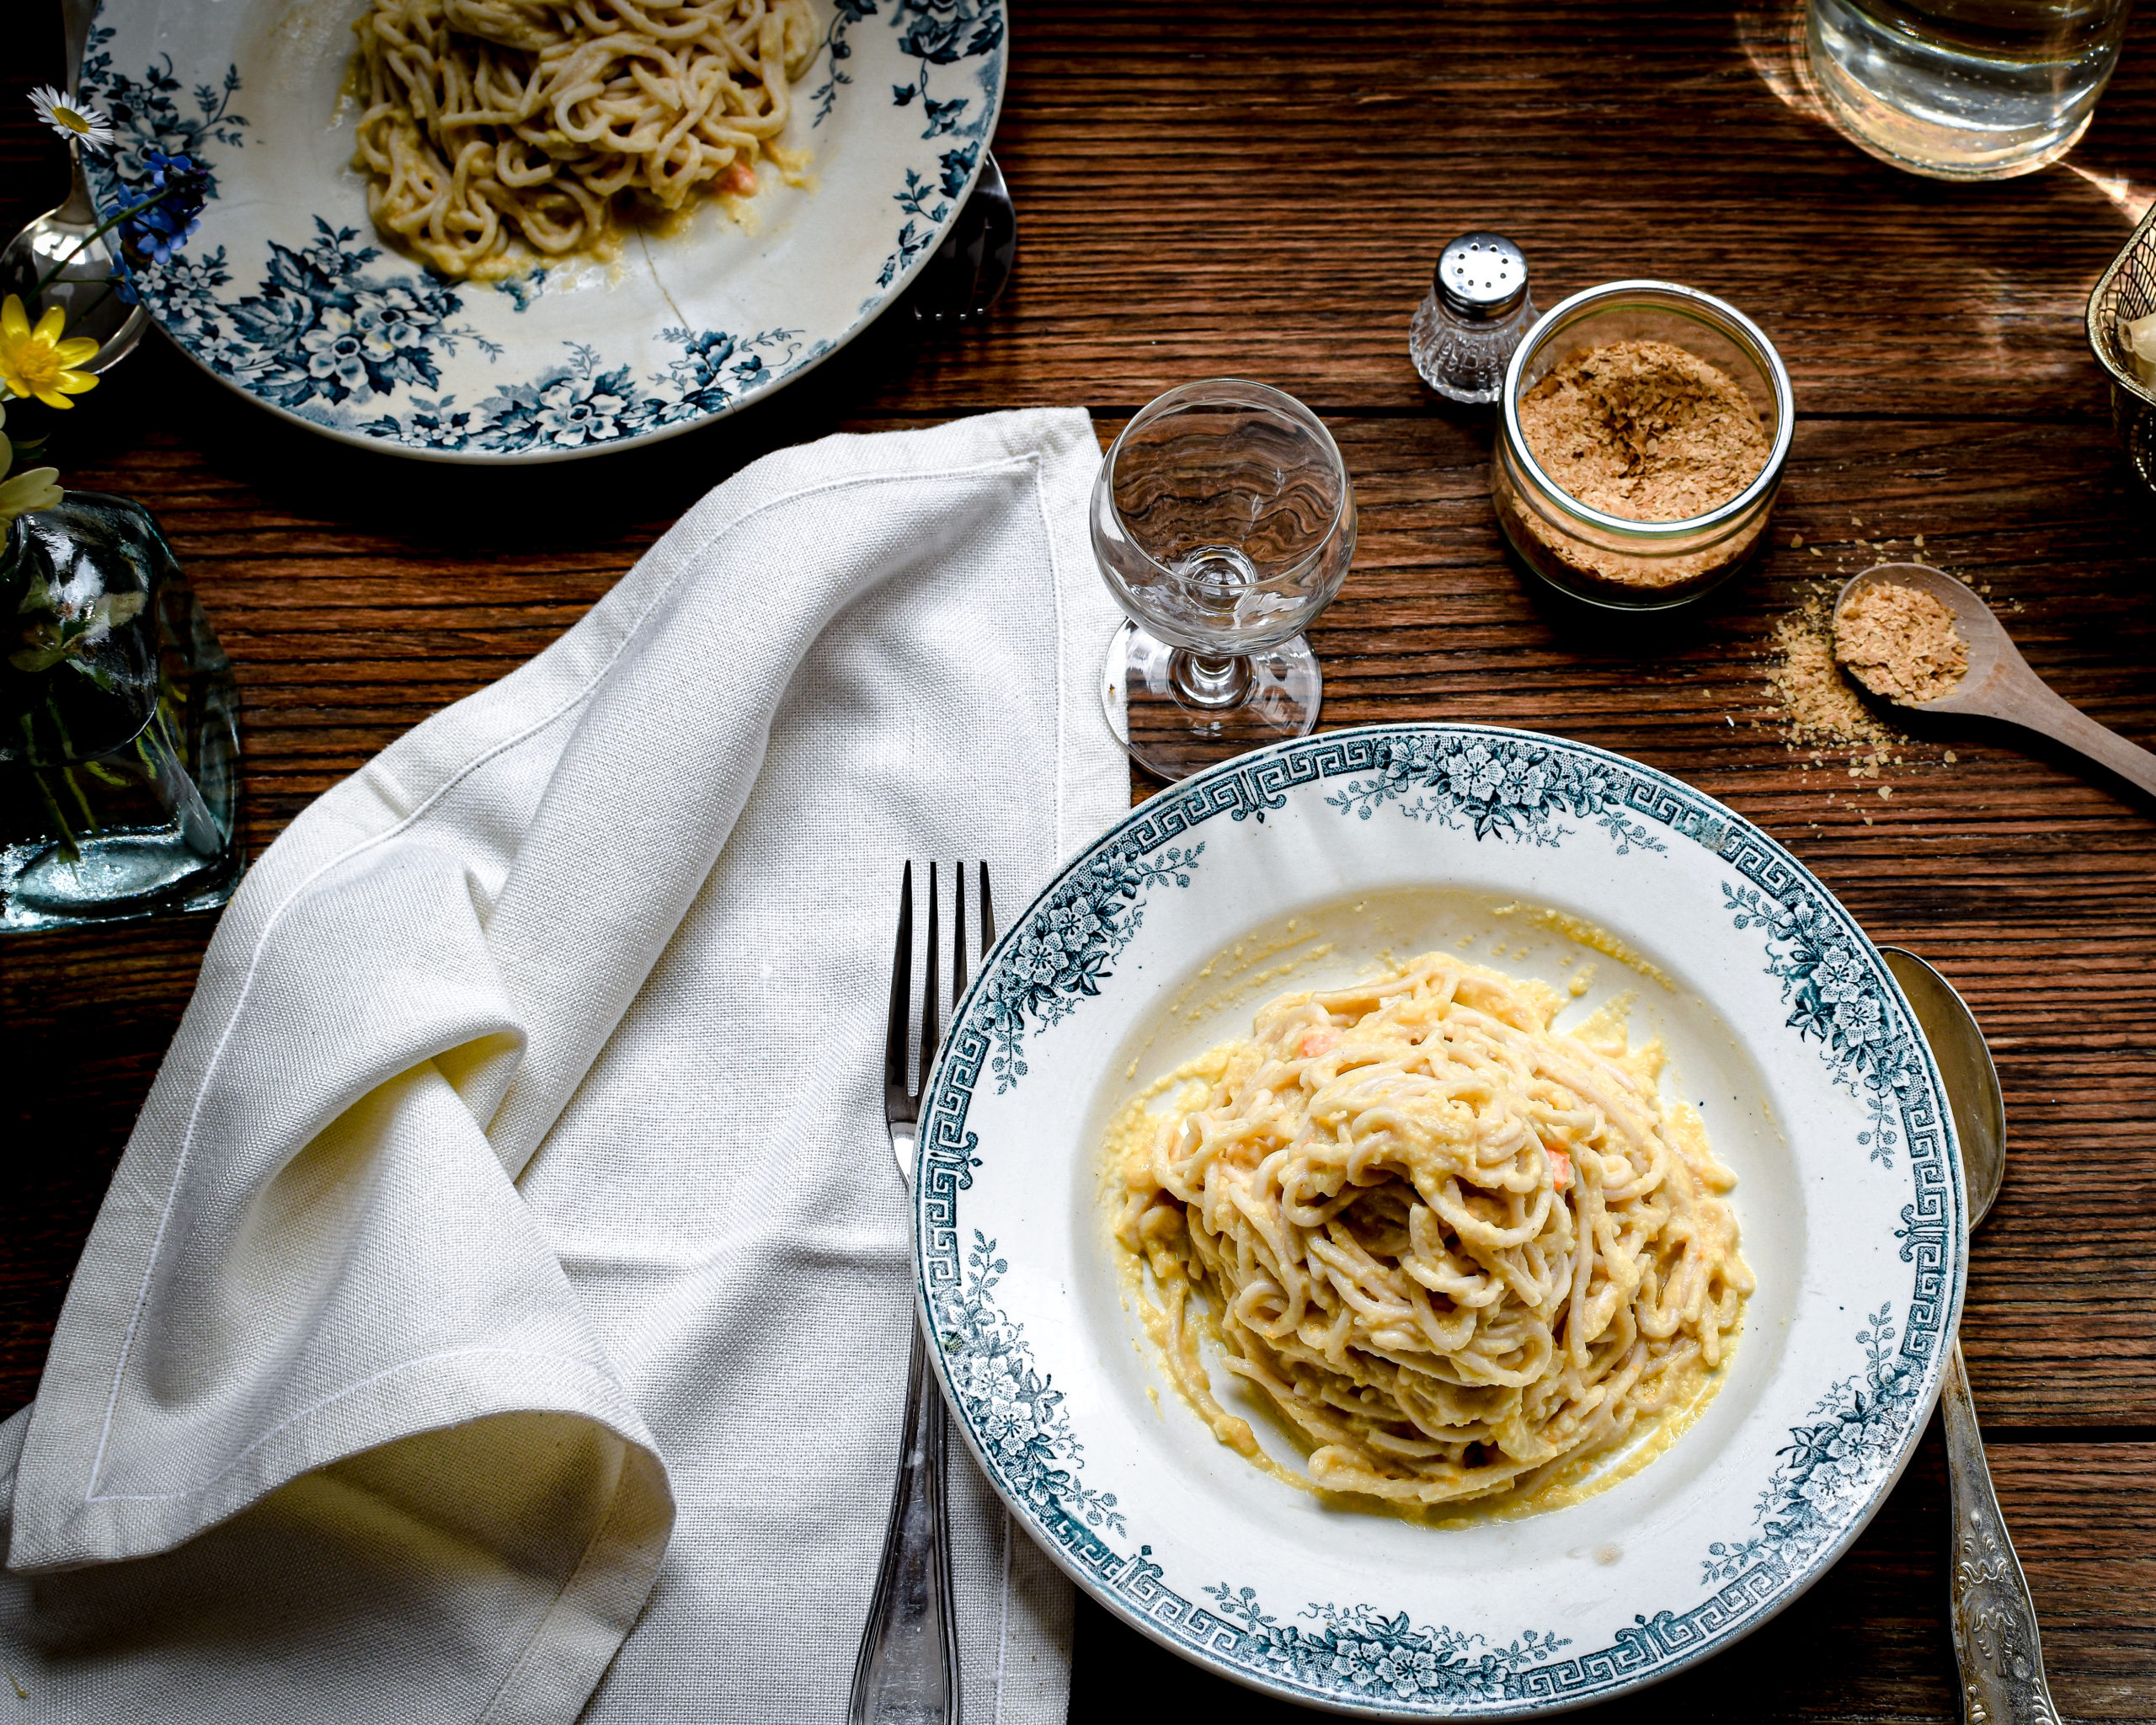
[76,0,1005,463]
[914,724,1967,1718]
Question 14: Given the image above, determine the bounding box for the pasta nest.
[352,0,819,278]
[1116,953,1751,1506]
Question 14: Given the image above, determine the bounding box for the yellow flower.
[0,399,61,529]
[0,295,100,409]
[0,464,61,529]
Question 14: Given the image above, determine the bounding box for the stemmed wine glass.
[1092,379,1357,781]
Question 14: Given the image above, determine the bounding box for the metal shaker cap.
[1436,232,1529,320]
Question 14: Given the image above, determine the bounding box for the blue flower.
[1833,994,1885,1045]
[121,148,209,264]
[302,241,343,280]
[392,409,484,450]
[533,374,627,446]
[1048,900,1101,944]
[150,249,224,315]
[301,309,369,393]
[194,323,254,373]
[1814,943,1866,1005]
[1777,897,1821,943]
[351,286,436,358]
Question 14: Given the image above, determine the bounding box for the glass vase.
[1,492,243,932]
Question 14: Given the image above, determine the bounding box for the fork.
[903,152,1016,327]
[851,860,994,1725]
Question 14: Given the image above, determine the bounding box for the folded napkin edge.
[13,1346,666,1574]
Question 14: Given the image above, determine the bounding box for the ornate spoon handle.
[58,0,99,225]
[1945,1340,2060,1725]
[849,1318,959,1725]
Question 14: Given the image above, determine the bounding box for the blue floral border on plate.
[77,0,1005,460]
[916,724,1963,1717]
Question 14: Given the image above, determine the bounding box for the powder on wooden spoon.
[1833,581,1968,705]
[1768,591,1900,747]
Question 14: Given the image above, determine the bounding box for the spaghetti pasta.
[350,0,819,279]
[1113,953,1751,1507]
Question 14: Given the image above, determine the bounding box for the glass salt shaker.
[1410,232,1536,404]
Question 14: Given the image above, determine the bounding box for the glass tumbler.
[1806,0,2133,180]
[1094,379,1356,782]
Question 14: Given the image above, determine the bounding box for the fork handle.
[1945,1340,2061,1725]
[850,1316,959,1725]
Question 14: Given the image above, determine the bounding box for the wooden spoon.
[1833,563,2156,799]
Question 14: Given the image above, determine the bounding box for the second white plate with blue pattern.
[79,0,1006,462]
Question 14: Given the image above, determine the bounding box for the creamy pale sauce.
[1100,914,1746,1525]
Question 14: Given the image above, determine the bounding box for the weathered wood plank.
[2,5,2152,1718]
[6,8,2153,426]
[4,410,2150,1427]
[888,4,2156,421]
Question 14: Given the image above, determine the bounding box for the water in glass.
[1807,0,2133,179]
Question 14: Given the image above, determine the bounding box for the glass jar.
[1492,280,1794,613]
[1,493,243,931]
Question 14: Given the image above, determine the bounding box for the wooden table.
[4,5,2153,1719]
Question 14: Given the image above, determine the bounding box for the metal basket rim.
[2087,198,2156,409]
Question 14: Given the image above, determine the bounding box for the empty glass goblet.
[1093,378,1356,781]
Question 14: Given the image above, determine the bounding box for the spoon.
[0,0,149,374]
[904,152,1017,327]
[1835,563,2156,802]
[1881,947,2062,1725]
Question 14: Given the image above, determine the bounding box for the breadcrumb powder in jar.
[1503,338,1774,595]
[1518,339,1771,523]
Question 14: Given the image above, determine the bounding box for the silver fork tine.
[917,861,940,1103]
[952,862,968,1004]
[884,862,914,1127]
[979,861,995,949]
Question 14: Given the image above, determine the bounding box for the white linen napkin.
[0,407,1123,1724]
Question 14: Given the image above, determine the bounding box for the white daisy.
[27,84,115,155]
